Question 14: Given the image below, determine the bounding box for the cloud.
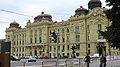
[0,0,107,39]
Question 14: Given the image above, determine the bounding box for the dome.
[75,6,88,16]
[88,0,102,9]
[75,6,87,12]
[34,12,52,22]
[10,21,19,25]
[9,21,20,28]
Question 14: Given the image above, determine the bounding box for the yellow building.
[5,0,120,58]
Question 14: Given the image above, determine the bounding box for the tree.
[100,0,120,49]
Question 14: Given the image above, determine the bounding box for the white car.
[90,53,99,58]
[28,56,36,62]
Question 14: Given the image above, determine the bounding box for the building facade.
[5,0,120,58]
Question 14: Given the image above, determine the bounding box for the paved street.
[11,58,120,67]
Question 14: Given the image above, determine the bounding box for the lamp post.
[51,32,59,67]
[85,15,88,54]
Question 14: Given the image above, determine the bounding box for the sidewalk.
[89,59,120,67]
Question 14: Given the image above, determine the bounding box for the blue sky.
[0,0,106,39]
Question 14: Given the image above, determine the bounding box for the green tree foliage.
[100,0,120,48]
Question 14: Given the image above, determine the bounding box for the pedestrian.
[84,54,90,67]
[100,54,106,67]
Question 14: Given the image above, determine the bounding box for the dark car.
[11,56,21,61]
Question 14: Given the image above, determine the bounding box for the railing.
[42,61,57,67]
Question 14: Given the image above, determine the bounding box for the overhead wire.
[0,9,33,18]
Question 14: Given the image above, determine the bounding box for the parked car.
[28,56,36,62]
[11,56,21,61]
[90,53,99,58]
[39,56,51,59]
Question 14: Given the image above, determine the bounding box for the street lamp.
[71,46,76,58]
[51,32,59,67]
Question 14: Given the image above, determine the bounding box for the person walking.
[100,54,106,67]
[84,54,90,67]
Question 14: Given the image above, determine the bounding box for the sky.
[0,0,107,39]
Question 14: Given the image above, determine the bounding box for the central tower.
[88,0,102,9]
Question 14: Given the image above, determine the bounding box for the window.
[87,25,90,31]
[76,53,79,56]
[62,37,65,43]
[88,36,90,41]
[50,38,52,43]
[58,46,60,51]
[30,38,32,43]
[67,53,69,56]
[67,28,69,33]
[58,37,60,43]
[88,44,90,48]
[75,26,80,32]
[62,29,64,33]
[50,30,51,34]
[76,35,80,41]
[88,50,91,54]
[62,45,65,51]
[76,45,80,50]
[39,37,42,43]
[35,37,37,43]
[98,24,102,31]
[22,48,24,52]
[50,46,52,51]
[67,45,69,50]
[62,53,65,56]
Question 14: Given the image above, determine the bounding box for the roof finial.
[41,12,44,14]
[80,6,83,8]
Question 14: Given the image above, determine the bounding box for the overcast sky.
[0,0,106,39]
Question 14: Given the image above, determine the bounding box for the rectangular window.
[62,29,64,33]
[67,53,69,57]
[76,44,80,50]
[62,45,65,51]
[88,50,91,54]
[58,46,60,51]
[62,37,65,43]
[50,46,52,51]
[35,38,37,43]
[98,24,102,31]
[67,45,69,50]
[67,28,69,33]
[75,26,80,32]
[76,35,80,41]
[50,38,52,43]
[87,25,90,31]
[76,53,79,56]
[39,37,42,43]
[88,44,90,48]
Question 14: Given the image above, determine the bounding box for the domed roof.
[89,0,101,2]
[88,0,102,9]
[10,21,19,25]
[34,12,52,19]
[75,6,87,12]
